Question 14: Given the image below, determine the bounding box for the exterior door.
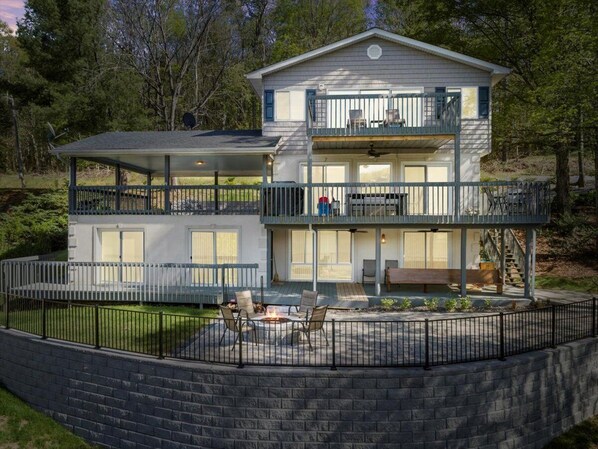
[98,230,144,283]
[403,231,449,268]
[404,165,450,215]
[190,231,238,285]
[289,230,352,281]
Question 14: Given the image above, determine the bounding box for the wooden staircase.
[485,229,525,286]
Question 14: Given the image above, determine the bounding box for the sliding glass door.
[191,231,238,285]
[290,230,352,281]
[98,230,144,283]
[404,165,450,215]
[403,231,449,269]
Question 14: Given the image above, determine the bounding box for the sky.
[0,0,25,31]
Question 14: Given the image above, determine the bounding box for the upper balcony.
[306,92,460,145]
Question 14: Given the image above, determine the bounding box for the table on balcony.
[347,193,408,217]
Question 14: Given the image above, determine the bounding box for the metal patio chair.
[219,305,258,350]
[288,290,319,319]
[292,305,329,351]
[362,259,376,284]
[235,290,258,319]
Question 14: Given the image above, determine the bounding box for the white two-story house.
[48,29,549,302]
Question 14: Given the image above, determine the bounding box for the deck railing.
[0,260,261,304]
[1,294,595,368]
[307,92,461,136]
[261,181,551,225]
[71,185,261,215]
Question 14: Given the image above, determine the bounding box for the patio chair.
[482,186,506,214]
[383,109,406,127]
[347,109,367,129]
[293,305,329,350]
[219,305,258,350]
[235,290,258,319]
[362,259,376,284]
[288,290,318,318]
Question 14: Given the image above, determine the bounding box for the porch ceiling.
[312,135,453,151]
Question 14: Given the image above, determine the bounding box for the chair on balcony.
[292,305,329,350]
[362,259,377,284]
[219,305,258,350]
[347,109,367,129]
[383,109,406,127]
[482,187,507,214]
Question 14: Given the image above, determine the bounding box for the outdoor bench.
[385,268,503,294]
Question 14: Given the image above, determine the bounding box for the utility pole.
[7,94,25,188]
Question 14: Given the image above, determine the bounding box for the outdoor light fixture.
[267,160,273,166]
[195,160,205,166]
[381,233,386,244]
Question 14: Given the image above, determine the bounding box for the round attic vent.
[367,44,382,60]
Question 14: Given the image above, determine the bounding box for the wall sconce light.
[195,160,205,166]
[381,233,386,244]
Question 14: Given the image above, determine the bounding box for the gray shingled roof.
[53,130,280,155]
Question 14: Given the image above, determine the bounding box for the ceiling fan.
[366,142,390,159]
[417,228,453,233]
[347,228,368,234]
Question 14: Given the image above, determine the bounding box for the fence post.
[424,319,431,370]
[592,297,596,338]
[331,319,337,371]
[499,312,506,361]
[551,305,556,349]
[158,311,164,359]
[41,298,47,339]
[94,305,100,349]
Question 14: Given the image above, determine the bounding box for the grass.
[1,302,219,357]
[0,387,93,449]
[544,415,598,449]
[535,275,598,295]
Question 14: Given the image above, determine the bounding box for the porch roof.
[52,130,280,176]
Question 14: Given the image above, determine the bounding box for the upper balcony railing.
[70,181,551,226]
[306,92,461,137]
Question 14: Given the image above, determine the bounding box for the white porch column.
[375,228,382,296]
[460,228,467,297]
[312,228,318,292]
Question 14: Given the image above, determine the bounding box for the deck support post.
[375,228,382,296]
[524,228,536,300]
[307,139,313,217]
[266,229,272,289]
[312,227,317,292]
[164,155,171,214]
[460,228,467,297]
[114,164,121,212]
[454,134,461,218]
[145,173,152,211]
[500,228,506,287]
[69,157,77,214]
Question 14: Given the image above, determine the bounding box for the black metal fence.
[0,294,595,369]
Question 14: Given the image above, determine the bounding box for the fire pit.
[261,316,291,324]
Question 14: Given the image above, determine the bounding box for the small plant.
[444,298,457,312]
[483,298,492,310]
[458,296,472,311]
[510,300,518,310]
[424,297,439,312]
[380,298,396,310]
[399,297,412,311]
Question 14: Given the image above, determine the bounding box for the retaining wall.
[0,329,596,449]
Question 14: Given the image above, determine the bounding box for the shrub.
[399,297,412,311]
[484,298,492,310]
[459,296,473,311]
[380,298,396,310]
[444,298,457,312]
[423,297,439,312]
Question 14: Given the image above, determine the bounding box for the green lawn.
[536,275,598,295]
[0,387,93,449]
[544,415,598,448]
[1,302,218,357]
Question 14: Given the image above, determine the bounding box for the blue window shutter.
[306,89,316,122]
[264,90,274,121]
[479,86,489,118]
[435,87,446,119]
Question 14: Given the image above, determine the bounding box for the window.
[191,231,238,285]
[98,230,144,283]
[404,231,449,269]
[447,87,478,119]
[290,230,352,281]
[404,165,450,215]
[359,163,391,183]
[275,91,306,121]
[302,164,347,213]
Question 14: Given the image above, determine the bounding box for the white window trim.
[187,228,241,264]
[299,162,350,183]
[274,90,306,122]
